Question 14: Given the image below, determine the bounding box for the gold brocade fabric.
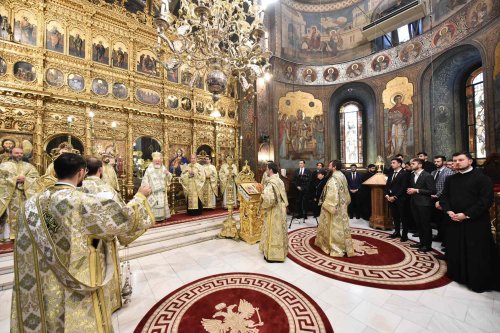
[44,162,56,177]
[0,160,39,239]
[101,163,120,192]
[259,174,289,262]
[219,163,238,208]
[315,171,355,257]
[201,164,218,209]
[180,163,205,210]
[11,185,154,333]
[141,165,172,221]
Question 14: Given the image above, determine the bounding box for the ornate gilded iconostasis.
[241,0,500,173]
[0,0,240,198]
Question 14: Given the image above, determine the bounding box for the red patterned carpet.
[0,242,13,254]
[288,227,451,290]
[134,273,334,333]
[151,208,234,228]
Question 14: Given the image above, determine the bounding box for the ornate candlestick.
[88,111,95,155]
[111,121,117,150]
[67,116,74,146]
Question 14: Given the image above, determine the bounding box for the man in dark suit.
[311,169,328,218]
[384,158,410,241]
[417,152,437,173]
[292,159,311,221]
[346,164,363,219]
[359,164,377,220]
[309,162,324,214]
[407,158,437,252]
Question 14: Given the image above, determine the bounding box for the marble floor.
[1,218,499,333]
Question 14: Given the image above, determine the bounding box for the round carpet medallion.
[134,272,334,333]
[288,227,451,290]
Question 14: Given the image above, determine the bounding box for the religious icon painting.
[346,63,364,78]
[13,62,36,82]
[219,107,226,117]
[467,0,491,28]
[136,50,159,76]
[372,54,391,72]
[323,67,339,82]
[399,42,422,63]
[181,97,192,111]
[67,73,85,92]
[0,133,34,163]
[432,22,457,47]
[194,73,204,89]
[136,87,161,105]
[206,103,213,115]
[112,42,129,70]
[13,10,37,46]
[167,95,179,109]
[181,69,193,86]
[45,21,64,53]
[0,6,10,40]
[283,64,296,81]
[92,36,110,65]
[45,68,64,87]
[195,101,204,113]
[92,78,109,96]
[0,57,6,76]
[166,67,178,83]
[112,82,128,100]
[69,28,85,58]
[302,67,317,83]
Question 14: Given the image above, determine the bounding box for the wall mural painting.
[431,0,468,25]
[69,28,85,58]
[136,50,159,76]
[0,6,9,39]
[92,78,109,96]
[302,67,317,83]
[346,62,363,78]
[0,133,34,163]
[280,2,370,63]
[13,62,36,82]
[323,67,339,82]
[45,21,64,53]
[466,0,491,28]
[169,144,190,176]
[382,77,414,160]
[372,54,391,72]
[112,42,129,70]
[399,41,422,63]
[92,36,110,65]
[13,10,37,46]
[283,64,296,81]
[112,82,128,100]
[0,57,6,76]
[278,91,324,168]
[166,68,178,83]
[45,68,64,87]
[136,87,160,105]
[67,73,85,92]
[432,22,457,47]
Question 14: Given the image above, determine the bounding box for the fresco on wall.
[112,42,128,69]
[372,54,391,72]
[399,41,422,63]
[302,68,317,82]
[0,58,6,76]
[14,10,37,46]
[278,91,324,168]
[283,64,296,81]
[432,22,457,47]
[466,0,492,28]
[323,67,339,82]
[69,28,85,58]
[493,43,500,148]
[92,37,110,64]
[382,77,414,160]
[46,21,64,53]
[346,63,363,78]
[280,2,371,63]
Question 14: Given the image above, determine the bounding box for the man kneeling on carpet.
[256,162,289,262]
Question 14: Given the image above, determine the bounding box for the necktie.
[300,168,303,175]
[392,172,398,181]
[353,173,356,181]
[434,170,441,180]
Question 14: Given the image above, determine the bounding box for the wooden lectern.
[236,162,264,244]
[363,172,393,230]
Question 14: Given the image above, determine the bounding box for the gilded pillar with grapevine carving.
[126,110,134,199]
[34,100,44,173]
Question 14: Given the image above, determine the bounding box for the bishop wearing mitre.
[201,155,218,209]
[11,153,154,333]
[141,152,173,222]
[180,154,205,215]
[219,155,239,208]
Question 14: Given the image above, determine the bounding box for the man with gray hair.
[141,151,172,222]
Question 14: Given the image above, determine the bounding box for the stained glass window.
[340,102,363,165]
[465,68,485,159]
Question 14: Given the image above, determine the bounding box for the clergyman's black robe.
[440,169,500,292]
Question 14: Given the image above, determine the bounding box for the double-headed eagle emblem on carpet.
[201,299,264,333]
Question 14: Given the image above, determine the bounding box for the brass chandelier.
[154,0,272,101]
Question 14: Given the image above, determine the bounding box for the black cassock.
[440,169,500,292]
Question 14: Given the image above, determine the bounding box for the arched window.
[465,68,485,159]
[339,102,363,165]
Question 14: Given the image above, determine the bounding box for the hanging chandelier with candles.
[154,0,272,101]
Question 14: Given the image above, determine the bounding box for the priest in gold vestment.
[315,160,355,257]
[141,152,173,221]
[11,153,154,333]
[219,155,239,208]
[101,156,120,192]
[258,162,289,262]
[0,147,39,241]
[201,156,218,209]
[180,154,205,215]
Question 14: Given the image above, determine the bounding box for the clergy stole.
[0,160,39,239]
[219,163,238,208]
[201,164,218,209]
[180,163,205,210]
[11,185,154,333]
[141,165,172,221]
[259,174,289,262]
[101,163,120,192]
[315,171,355,257]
